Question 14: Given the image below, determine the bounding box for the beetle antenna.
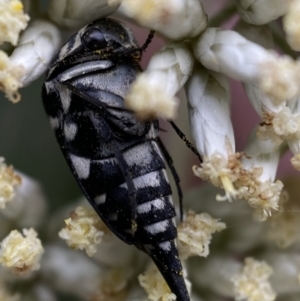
[117,30,155,58]
[140,30,155,52]
[169,121,203,163]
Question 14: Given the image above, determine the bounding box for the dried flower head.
[177,210,226,259]
[0,51,24,103]
[231,257,275,301]
[138,263,176,301]
[0,0,29,45]
[259,55,300,105]
[0,228,44,275]
[59,206,108,257]
[125,72,179,120]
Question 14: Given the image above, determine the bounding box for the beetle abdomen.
[67,139,177,240]
[67,140,189,301]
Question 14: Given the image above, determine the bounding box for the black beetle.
[42,18,190,301]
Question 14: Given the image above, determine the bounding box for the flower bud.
[47,0,122,29]
[126,43,194,120]
[236,0,292,25]
[119,0,207,41]
[10,19,62,86]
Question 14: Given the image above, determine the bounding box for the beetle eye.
[81,28,107,50]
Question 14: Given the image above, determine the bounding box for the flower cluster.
[0,228,43,275]
[1,0,300,301]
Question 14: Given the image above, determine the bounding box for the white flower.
[139,262,186,301]
[259,55,300,105]
[236,0,292,25]
[10,19,62,87]
[186,63,234,158]
[235,21,285,121]
[59,206,107,257]
[238,131,282,221]
[126,43,194,120]
[119,0,207,40]
[177,210,226,259]
[184,185,266,253]
[0,228,44,275]
[193,28,300,105]
[186,63,240,201]
[0,50,24,103]
[0,173,47,230]
[193,28,270,82]
[231,257,275,301]
[0,0,29,45]
[47,0,122,29]
[242,132,280,183]
[236,22,300,148]
[41,245,106,298]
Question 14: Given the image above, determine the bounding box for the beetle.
[42,18,190,301]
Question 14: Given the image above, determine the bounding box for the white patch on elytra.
[95,194,106,205]
[64,122,78,141]
[49,117,60,130]
[159,241,171,252]
[69,154,90,179]
[45,81,57,94]
[58,84,71,113]
[145,220,169,235]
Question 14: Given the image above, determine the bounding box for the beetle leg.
[61,81,108,110]
[156,138,184,222]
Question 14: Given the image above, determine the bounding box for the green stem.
[208,4,237,28]
[268,22,298,59]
